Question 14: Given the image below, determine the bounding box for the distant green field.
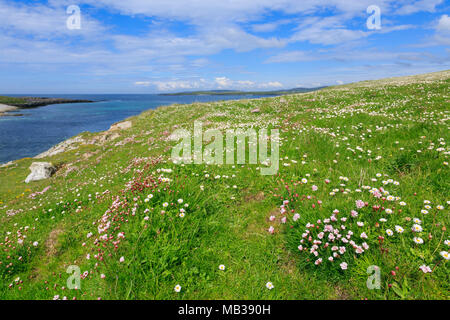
[0,96,27,106]
[0,70,448,300]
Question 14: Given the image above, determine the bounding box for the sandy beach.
[0,103,18,116]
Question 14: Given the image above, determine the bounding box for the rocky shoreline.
[0,119,133,168]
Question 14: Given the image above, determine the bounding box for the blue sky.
[0,0,449,93]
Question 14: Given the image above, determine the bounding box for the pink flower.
[340,262,348,270]
[100,274,106,279]
[269,215,275,222]
[355,200,365,209]
[419,265,432,273]
[268,226,274,234]
[119,256,125,263]
[312,185,318,191]
[293,213,300,221]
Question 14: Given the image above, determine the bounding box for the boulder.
[25,162,56,183]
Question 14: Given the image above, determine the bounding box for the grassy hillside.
[0,70,449,300]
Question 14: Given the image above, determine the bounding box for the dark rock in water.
[9,97,94,108]
[6,113,25,117]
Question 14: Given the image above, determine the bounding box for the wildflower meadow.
[0,70,448,300]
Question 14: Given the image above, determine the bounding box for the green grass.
[0,70,449,300]
[0,96,27,106]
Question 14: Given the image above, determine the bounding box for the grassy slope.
[0,70,449,300]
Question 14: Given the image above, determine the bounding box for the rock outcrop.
[35,136,85,159]
[25,162,56,183]
[109,120,132,131]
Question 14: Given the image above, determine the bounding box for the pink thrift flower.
[355,200,365,209]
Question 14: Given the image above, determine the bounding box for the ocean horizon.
[0,93,278,164]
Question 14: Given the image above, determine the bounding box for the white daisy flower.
[265,282,274,290]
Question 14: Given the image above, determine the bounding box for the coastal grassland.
[0,70,449,300]
[0,96,27,106]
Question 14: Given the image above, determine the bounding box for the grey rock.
[25,162,56,183]
[35,136,84,159]
[109,120,132,131]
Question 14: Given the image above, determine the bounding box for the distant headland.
[0,96,94,116]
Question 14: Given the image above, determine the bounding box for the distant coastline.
[0,96,94,116]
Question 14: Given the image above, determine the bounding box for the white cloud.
[134,81,151,86]
[154,81,201,91]
[265,50,314,63]
[396,0,443,15]
[0,1,105,38]
[251,19,292,33]
[433,14,450,45]
[289,16,368,45]
[436,14,450,33]
[236,80,256,86]
[140,77,285,92]
[215,77,233,88]
[259,81,283,88]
